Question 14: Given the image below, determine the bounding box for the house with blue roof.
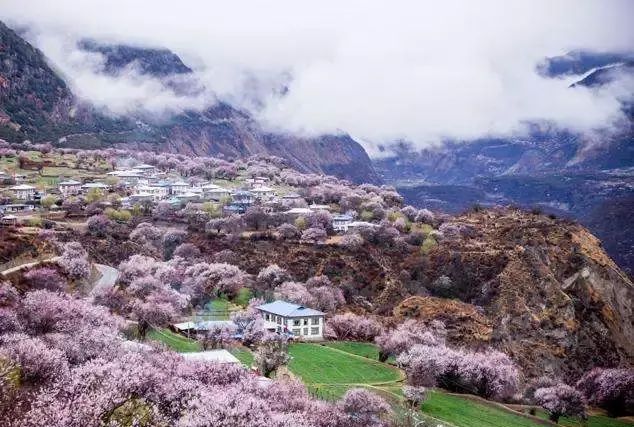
[257,300,325,340]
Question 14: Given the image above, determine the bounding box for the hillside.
[66,206,633,379]
[0,22,379,184]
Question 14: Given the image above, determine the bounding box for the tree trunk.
[549,413,560,423]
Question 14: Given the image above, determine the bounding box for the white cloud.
[2,0,633,155]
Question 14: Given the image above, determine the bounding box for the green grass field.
[230,347,254,367]
[323,341,381,359]
[534,409,633,427]
[147,328,201,352]
[420,391,543,427]
[288,343,402,385]
[322,341,397,363]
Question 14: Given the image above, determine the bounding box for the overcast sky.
[2,0,633,155]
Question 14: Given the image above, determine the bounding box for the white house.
[284,207,313,217]
[347,221,380,232]
[136,184,169,201]
[170,181,191,195]
[308,203,331,211]
[251,185,276,201]
[132,164,156,176]
[81,182,109,192]
[10,184,36,200]
[58,179,82,197]
[232,190,254,205]
[201,184,231,201]
[257,300,325,340]
[332,214,354,232]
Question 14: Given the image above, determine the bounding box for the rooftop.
[257,300,324,317]
[10,184,36,190]
[173,320,235,331]
[59,180,81,185]
[81,182,108,188]
[181,350,240,364]
[285,207,313,215]
[251,186,274,192]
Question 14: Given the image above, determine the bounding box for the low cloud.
[2,0,633,155]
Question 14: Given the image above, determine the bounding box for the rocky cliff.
[73,208,632,379]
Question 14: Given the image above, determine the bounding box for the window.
[303,327,308,335]
[276,316,282,325]
[292,329,300,336]
[303,319,308,326]
[311,318,320,325]
[293,319,300,326]
[311,327,319,335]
[265,314,270,321]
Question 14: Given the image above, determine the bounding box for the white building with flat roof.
[10,184,36,200]
[58,179,81,197]
[257,300,325,340]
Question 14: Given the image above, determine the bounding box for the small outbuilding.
[181,350,241,365]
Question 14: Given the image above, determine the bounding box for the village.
[0,145,630,427]
[0,151,377,235]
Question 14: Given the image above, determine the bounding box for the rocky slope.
[420,210,633,378]
[72,208,633,379]
[0,22,379,184]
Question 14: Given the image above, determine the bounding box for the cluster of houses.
[1,162,380,233]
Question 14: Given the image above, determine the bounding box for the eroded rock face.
[422,210,633,378]
[75,208,633,379]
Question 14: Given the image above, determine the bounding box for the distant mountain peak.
[77,39,192,77]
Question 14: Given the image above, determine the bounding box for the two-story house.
[257,300,325,340]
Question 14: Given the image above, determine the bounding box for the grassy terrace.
[322,341,396,363]
[288,343,402,385]
[143,333,632,427]
[147,328,201,353]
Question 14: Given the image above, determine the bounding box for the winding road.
[90,263,119,297]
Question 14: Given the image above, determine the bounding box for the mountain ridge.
[0,22,380,184]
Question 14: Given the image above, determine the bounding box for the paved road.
[0,256,60,277]
[90,263,119,297]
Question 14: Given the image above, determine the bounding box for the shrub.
[58,242,90,281]
[277,223,300,240]
[172,243,201,260]
[403,385,427,409]
[576,368,634,416]
[338,388,391,427]
[273,282,316,307]
[375,320,446,362]
[341,233,364,250]
[87,214,111,237]
[534,384,587,423]
[398,344,520,401]
[325,313,384,341]
[254,334,290,377]
[300,227,327,244]
[257,264,292,291]
[23,267,67,291]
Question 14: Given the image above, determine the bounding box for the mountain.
[77,39,193,76]
[0,22,380,184]
[376,51,634,275]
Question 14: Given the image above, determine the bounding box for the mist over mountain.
[0,22,379,184]
[1,1,633,273]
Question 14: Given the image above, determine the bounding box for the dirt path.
[0,256,60,277]
[89,263,119,297]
